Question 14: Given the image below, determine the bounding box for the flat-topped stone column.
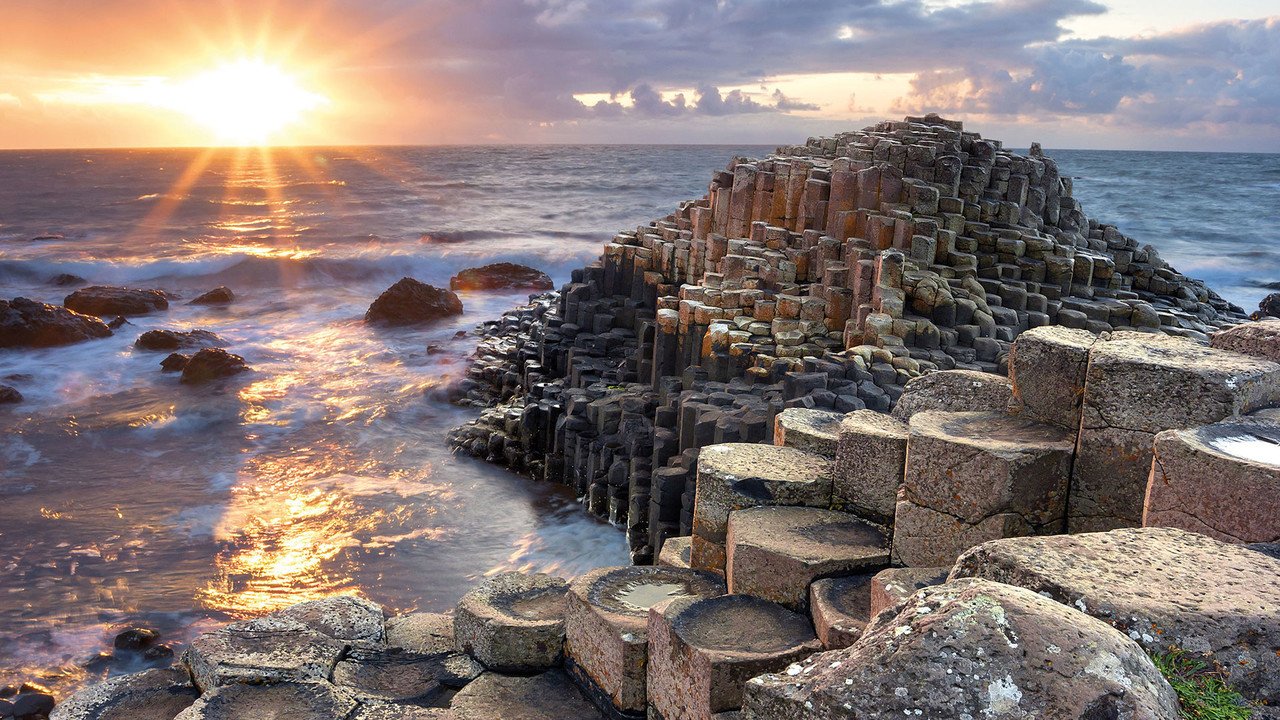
[1072,333,1280,532]
[868,566,948,617]
[772,408,843,457]
[831,410,907,526]
[890,369,1013,422]
[657,536,692,568]
[564,565,724,717]
[726,506,888,611]
[454,571,569,672]
[1007,325,1097,430]
[1144,419,1280,543]
[893,410,1075,567]
[647,594,820,720]
[451,670,602,720]
[808,573,875,649]
[691,443,833,573]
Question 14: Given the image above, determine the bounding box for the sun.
[168,60,329,145]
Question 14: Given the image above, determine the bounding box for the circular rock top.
[910,410,1076,453]
[731,506,888,564]
[669,594,817,656]
[459,571,568,626]
[698,443,830,485]
[576,566,724,622]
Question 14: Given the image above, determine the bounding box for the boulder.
[0,384,21,404]
[271,595,386,643]
[564,565,723,715]
[113,627,160,650]
[1071,332,1280,532]
[450,670,600,720]
[743,578,1179,720]
[691,443,833,573]
[893,410,1075,566]
[808,574,875,649]
[951,527,1280,704]
[385,612,456,655]
[657,536,692,569]
[771,408,842,457]
[831,410,907,526]
[64,286,168,316]
[449,263,554,292]
[49,668,197,720]
[134,329,224,351]
[1253,292,1280,320]
[1,297,112,348]
[726,507,888,611]
[366,278,464,325]
[454,571,568,672]
[647,594,820,720]
[1008,325,1097,430]
[182,616,347,691]
[179,348,249,384]
[173,681,357,720]
[890,369,1013,422]
[190,287,235,305]
[868,566,948,617]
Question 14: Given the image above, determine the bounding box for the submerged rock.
[134,329,224,351]
[366,278,464,326]
[179,348,248,384]
[189,286,234,305]
[1,297,113,348]
[0,384,22,404]
[449,263,554,292]
[64,286,168,316]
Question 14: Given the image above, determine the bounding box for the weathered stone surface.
[454,571,568,672]
[808,574,874,650]
[1211,318,1280,363]
[385,612,455,655]
[331,643,479,703]
[868,566,948,618]
[648,594,820,720]
[726,506,888,611]
[742,579,1179,720]
[831,410,907,526]
[366,277,464,326]
[1008,325,1096,430]
[182,616,347,691]
[449,263,554,292]
[952,527,1280,704]
[692,444,833,572]
[190,286,234,305]
[179,348,249,384]
[564,565,724,714]
[352,704,455,719]
[451,670,600,720]
[894,410,1075,566]
[657,536,692,569]
[134,328,223,351]
[49,668,197,720]
[890,369,1013,422]
[173,681,358,720]
[1,297,112,348]
[1072,333,1280,531]
[1145,419,1280,543]
[272,595,386,643]
[64,286,168,316]
[772,408,842,457]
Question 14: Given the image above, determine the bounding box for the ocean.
[0,144,1277,694]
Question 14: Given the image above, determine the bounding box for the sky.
[0,0,1277,151]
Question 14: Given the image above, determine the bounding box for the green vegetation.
[1151,649,1255,720]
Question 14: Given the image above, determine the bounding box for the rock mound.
[64,286,168,316]
[172,348,249,384]
[0,384,22,404]
[450,263,554,292]
[189,287,234,305]
[49,273,86,287]
[1,297,113,348]
[1254,292,1280,320]
[134,329,224,351]
[366,278,464,325]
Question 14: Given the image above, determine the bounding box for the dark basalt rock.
[1254,292,1280,320]
[365,277,463,326]
[190,286,235,305]
[1,297,113,348]
[450,263,554,292]
[114,627,161,651]
[179,348,248,384]
[0,385,21,404]
[11,691,55,719]
[49,273,86,287]
[160,353,190,373]
[134,329,224,351]
[107,316,128,329]
[64,286,168,317]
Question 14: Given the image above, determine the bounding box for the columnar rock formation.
[449,115,1247,562]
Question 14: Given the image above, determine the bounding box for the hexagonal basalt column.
[808,574,875,649]
[657,536,692,569]
[173,681,358,720]
[772,408,843,457]
[1144,419,1280,543]
[890,369,1013,423]
[892,410,1075,567]
[1072,333,1280,532]
[454,571,569,672]
[647,594,820,720]
[1007,325,1097,431]
[183,616,347,692]
[564,565,724,717]
[691,444,833,573]
[868,566,948,617]
[726,507,889,611]
[831,410,908,526]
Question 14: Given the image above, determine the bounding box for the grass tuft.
[1151,649,1255,720]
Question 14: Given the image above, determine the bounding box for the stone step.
[691,443,833,573]
[451,670,602,720]
[831,410,908,527]
[771,407,843,457]
[868,566,949,617]
[890,369,1013,422]
[454,571,569,672]
[647,594,820,720]
[726,506,889,611]
[173,681,359,720]
[1007,325,1096,431]
[808,573,875,649]
[564,565,725,717]
[657,536,692,568]
[892,410,1075,567]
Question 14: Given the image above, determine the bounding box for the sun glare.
[168,60,328,145]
